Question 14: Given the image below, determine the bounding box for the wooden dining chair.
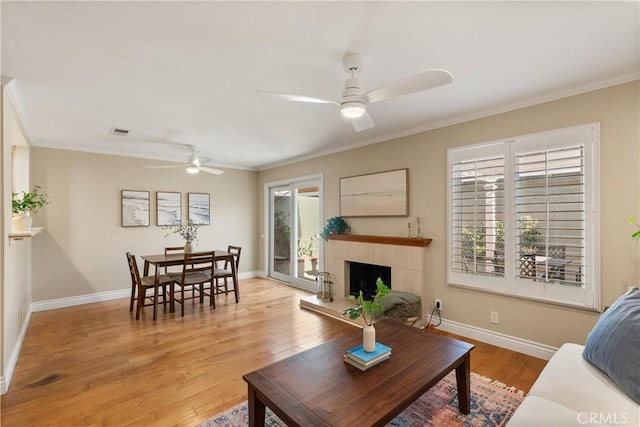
[164,246,185,268]
[170,251,216,316]
[163,246,188,296]
[126,252,173,321]
[213,245,241,303]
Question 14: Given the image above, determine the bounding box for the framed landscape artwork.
[340,168,408,217]
[121,190,150,227]
[188,193,210,225]
[156,191,181,226]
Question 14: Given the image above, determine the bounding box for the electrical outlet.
[490,311,499,324]
[435,299,442,310]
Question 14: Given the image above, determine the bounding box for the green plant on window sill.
[12,186,51,215]
[342,278,390,326]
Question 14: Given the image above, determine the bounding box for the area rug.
[196,371,524,427]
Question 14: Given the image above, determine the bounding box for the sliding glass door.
[268,177,321,291]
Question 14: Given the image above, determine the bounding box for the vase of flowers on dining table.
[164,220,200,253]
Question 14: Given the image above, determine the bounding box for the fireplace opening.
[348,261,391,300]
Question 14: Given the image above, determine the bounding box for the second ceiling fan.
[257,52,453,132]
[144,144,224,175]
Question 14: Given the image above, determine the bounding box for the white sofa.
[509,343,640,427]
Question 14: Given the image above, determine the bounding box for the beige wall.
[30,148,258,302]
[258,81,640,348]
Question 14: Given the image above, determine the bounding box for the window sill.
[9,227,44,241]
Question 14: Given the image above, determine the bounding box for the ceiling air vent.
[109,127,129,136]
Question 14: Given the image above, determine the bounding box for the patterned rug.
[196,371,524,427]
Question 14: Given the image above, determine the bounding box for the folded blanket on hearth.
[380,290,421,310]
[379,291,421,322]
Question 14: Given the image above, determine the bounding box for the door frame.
[264,173,324,291]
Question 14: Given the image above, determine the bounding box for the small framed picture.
[188,193,210,225]
[121,190,150,227]
[156,192,181,226]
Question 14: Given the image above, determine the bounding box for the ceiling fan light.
[186,166,199,174]
[340,102,366,119]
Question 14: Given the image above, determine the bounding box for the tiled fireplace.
[300,234,432,321]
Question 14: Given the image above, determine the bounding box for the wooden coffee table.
[243,319,474,426]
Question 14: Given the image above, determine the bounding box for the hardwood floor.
[1,278,547,426]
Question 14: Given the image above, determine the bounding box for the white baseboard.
[31,272,260,312]
[1,308,32,394]
[434,318,558,361]
[31,289,130,312]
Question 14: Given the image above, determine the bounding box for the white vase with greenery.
[11,186,51,232]
[343,278,390,352]
[164,220,200,253]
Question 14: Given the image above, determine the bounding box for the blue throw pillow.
[583,287,640,404]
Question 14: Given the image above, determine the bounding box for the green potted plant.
[319,216,350,241]
[519,215,541,254]
[343,278,390,352]
[164,220,200,253]
[12,185,51,232]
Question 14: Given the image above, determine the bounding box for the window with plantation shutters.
[447,123,600,310]
[451,155,505,277]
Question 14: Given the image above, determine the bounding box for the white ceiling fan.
[144,144,224,175]
[257,52,453,132]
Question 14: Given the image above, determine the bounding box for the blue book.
[346,342,392,364]
[343,354,390,371]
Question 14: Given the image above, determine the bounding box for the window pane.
[515,146,585,286]
[452,156,505,276]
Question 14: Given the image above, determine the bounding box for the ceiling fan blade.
[144,164,188,169]
[256,90,339,105]
[365,69,453,104]
[351,111,374,132]
[199,166,224,175]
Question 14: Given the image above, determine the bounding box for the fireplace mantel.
[328,234,432,247]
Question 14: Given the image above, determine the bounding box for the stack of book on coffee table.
[343,342,392,371]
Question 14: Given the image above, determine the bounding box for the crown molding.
[258,74,639,171]
[2,78,35,145]
[29,142,257,172]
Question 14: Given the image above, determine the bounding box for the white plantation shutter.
[514,145,585,286]
[448,123,600,310]
[451,156,505,276]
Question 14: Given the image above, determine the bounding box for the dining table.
[141,250,239,313]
